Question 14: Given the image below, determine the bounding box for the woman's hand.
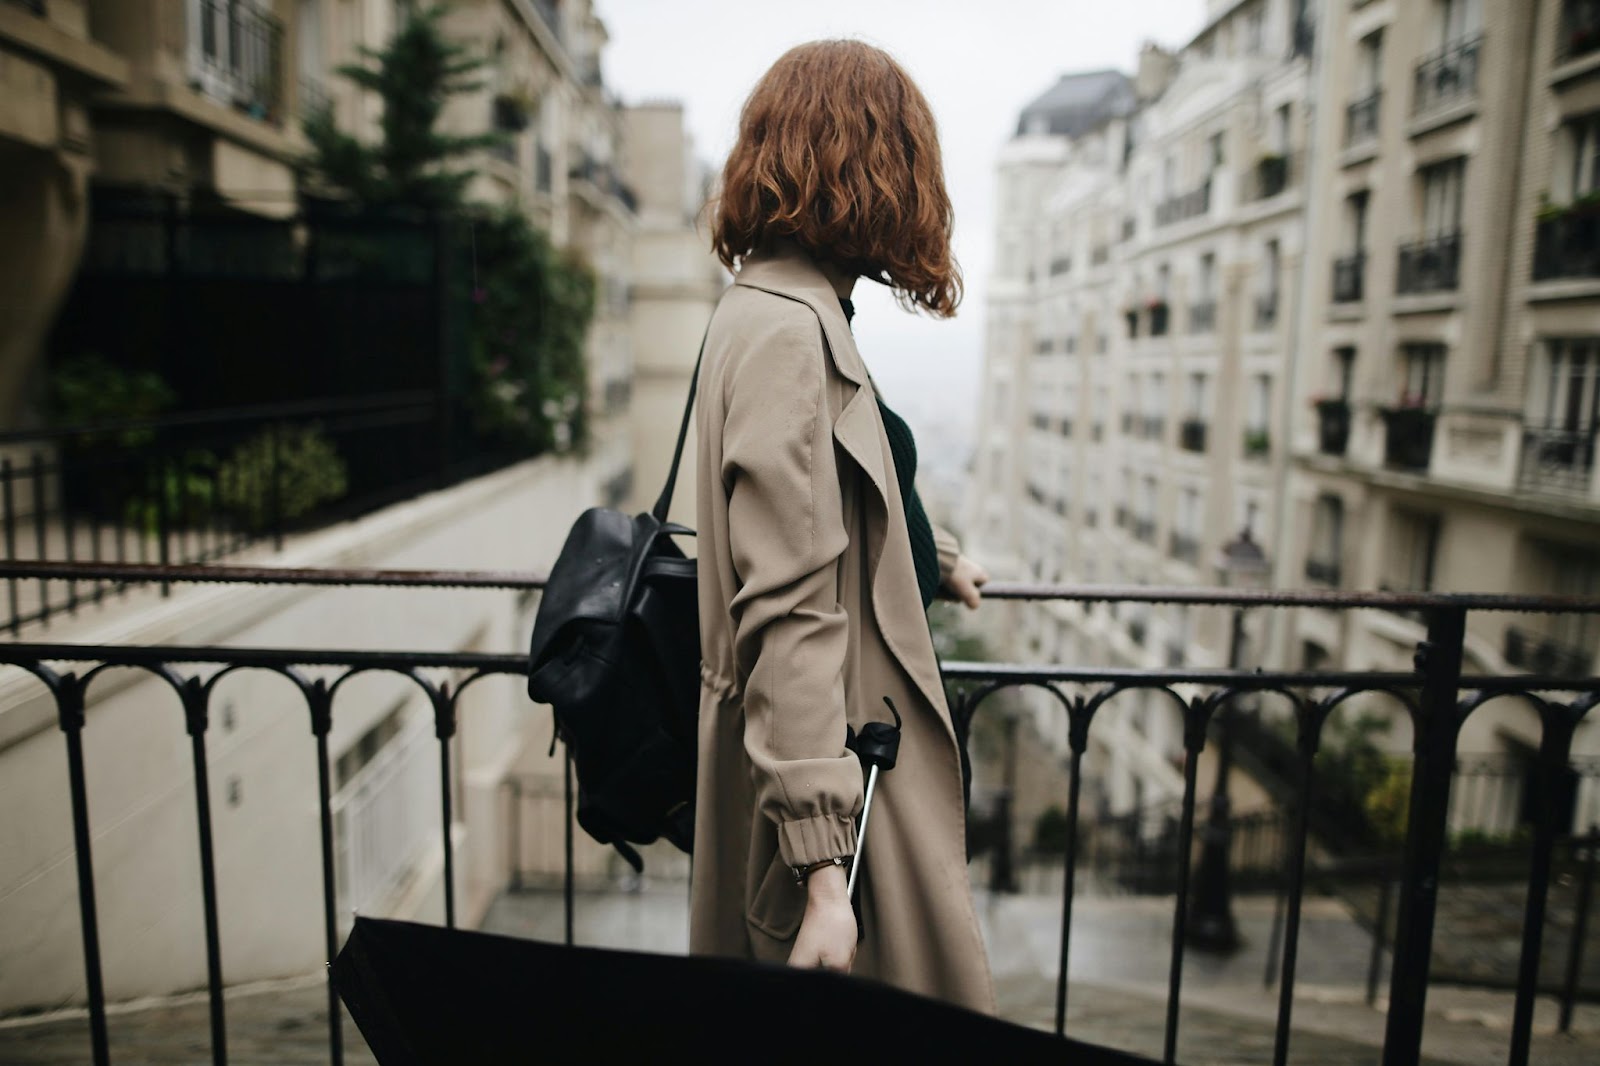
[945,555,990,610]
[787,863,856,973]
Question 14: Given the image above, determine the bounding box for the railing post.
[306,677,344,1066]
[1382,607,1465,1065]
[2,457,18,634]
[1561,827,1597,1034]
[53,670,110,1066]
[179,674,229,1066]
[30,451,50,626]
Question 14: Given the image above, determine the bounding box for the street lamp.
[1187,525,1271,953]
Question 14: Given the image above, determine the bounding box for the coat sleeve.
[720,309,863,870]
[932,523,962,586]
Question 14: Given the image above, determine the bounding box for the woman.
[690,39,995,1013]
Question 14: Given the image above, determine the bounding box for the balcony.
[1142,416,1166,442]
[1315,399,1351,456]
[1154,179,1212,228]
[1304,557,1342,587]
[1345,90,1382,149]
[569,154,638,213]
[1533,204,1600,281]
[1189,301,1217,334]
[1380,406,1437,472]
[1562,1,1600,62]
[1396,233,1461,295]
[1149,302,1170,337]
[1179,418,1208,453]
[1254,292,1279,331]
[1169,532,1200,564]
[1504,625,1595,676]
[1519,425,1596,496]
[1247,154,1291,200]
[1243,427,1271,459]
[1132,516,1156,544]
[189,0,286,125]
[0,567,1597,1064]
[1332,253,1366,303]
[1413,35,1482,118]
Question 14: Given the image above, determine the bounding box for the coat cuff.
[777,813,858,869]
[933,524,961,583]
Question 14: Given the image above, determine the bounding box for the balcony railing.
[1168,532,1200,564]
[1396,233,1462,295]
[1533,206,1600,281]
[1316,399,1352,456]
[1189,301,1217,334]
[1131,517,1156,543]
[569,154,638,213]
[1413,35,1482,117]
[1381,406,1438,471]
[1254,292,1279,331]
[1519,425,1597,496]
[1179,418,1208,453]
[1333,252,1366,303]
[1504,625,1596,677]
[1562,1,1600,62]
[1142,416,1166,442]
[1244,427,1271,458]
[1247,154,1291,200]
[1149,302,1170,336]
[1304,557,1342,586]
[190,0,285,125]
[3,566,1597,1065]
[1154,179,1212,228]
[1345,90,1382,148]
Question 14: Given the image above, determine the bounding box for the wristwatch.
[791,856,848,884]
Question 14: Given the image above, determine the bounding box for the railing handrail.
[0,391,437,447]
[2,560,1600,615]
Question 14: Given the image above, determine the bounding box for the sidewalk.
[1,888,1595,1064]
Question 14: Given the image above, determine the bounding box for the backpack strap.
[650,324,711,523]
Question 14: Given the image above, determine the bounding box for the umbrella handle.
[847,764,881,901]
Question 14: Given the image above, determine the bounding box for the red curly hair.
[712,40,962,318]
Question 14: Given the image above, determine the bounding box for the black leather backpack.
[525,339,705,872]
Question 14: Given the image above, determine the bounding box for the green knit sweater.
[839,298,940,610]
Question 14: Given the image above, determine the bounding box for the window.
[1401,343,1448,406]
[1358,30,1384,93]
[1308,494,1344,584]
[1567,112,1600,201]
[1433,0,1482,48]
[1420,159,1466,237]
[1209,132,1226,171]
[1533,338,1600,433]
[1198,253,1217,300]
[1163,156,1177,198]
[1384,509,1442,592]
[1248,374,1272,433]
[1274,104,1292,154]
[1335,347,1356,399]
[1176,487,1200,537]
[1264,238,1281,297]
[1247,7,1266,54]
[1345,191,1370,253]
[1186,373,1209,418]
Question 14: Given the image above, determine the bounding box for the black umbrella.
[333,917,1154,1064]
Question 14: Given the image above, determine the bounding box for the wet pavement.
[2,887,1596,1064]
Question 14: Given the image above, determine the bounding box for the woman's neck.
[818,260,857,301]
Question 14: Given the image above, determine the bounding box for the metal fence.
[0,564,1597,1066]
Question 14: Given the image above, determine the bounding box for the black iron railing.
[1149,302,1170,336]
[1304,557,1342,587]
[1564,0,1600,62]
[1188,301,1216,334]
[1179,418,1207,453]
[1534,207,1600,281]
[1396,232,1462,295]
[1381,406,1437,471]
[1154,180,1212,228]
[1520,424,1597,496]
[1333,252,1365,303]
[1168,532,1200,565]
[1345,90,1382,148]
[1316,399,1352,455]
[0,394,457,634]
[569,153,637,213]
[2,563,1598,1066]
[192,0,284,124]
[1247,154,1291,200]
[1413,35,1482,117]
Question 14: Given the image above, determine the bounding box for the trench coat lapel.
[732,245,956,745]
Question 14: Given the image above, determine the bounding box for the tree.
[302,4,502,210]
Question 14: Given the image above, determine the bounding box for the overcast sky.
[593,0,1208,476]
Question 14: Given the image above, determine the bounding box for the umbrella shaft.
[848,765,881,901]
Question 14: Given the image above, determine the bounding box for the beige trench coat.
[689,240,996,1013]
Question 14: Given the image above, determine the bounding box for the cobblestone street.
[3,888,1595,1064]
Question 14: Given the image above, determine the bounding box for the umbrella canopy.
[333,917,1154,1064]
